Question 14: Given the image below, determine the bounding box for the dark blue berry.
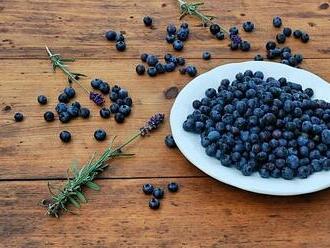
[59,111,71,123]
[44,111,55,122]
[155,63,165,74]
[152,188,164,199]
[273,16,282,28]
[91,79,103,89]
[146,55,158,66]
[143,16,152,26]
[276,33,286,44]
[186,65,197,77]
[164,62,176,72]
[100,107,111,119]
[142,183,154,194]
[215,32,225,40]
[14,112,24,122]
[64,87,75,98]
[147,67,157,77]
[167,24,177,35]
[168,182,179,192]
[99,82,110,94]
[116,41,126,51]
[254,54,264,61]
[166,34,176,44]
[281,167,294,180]
[229,26,239,35]
[59,131,71,143]
[293,30,302,38]
[115,113,125,123]
[301,33,309,43]
[266,41,276,50]
[79,107,90,118]
[105,30,117,41]
[243,21,254,32]
[210,24,221,35]
[124,97,133,107]
[283,27,292,37]
[119,105,131,117]
[37,95,47,105]
[136,64,145,75]
[240,41,251,51]
[165,134,176,148]
[173,40,184,51]
[202,51,211,60]
[55,103,67,113]
[116,33,125,42]
[140,53,149,62]
[149,198,160,210]
[58,93,69,103]
[94,129,107,141]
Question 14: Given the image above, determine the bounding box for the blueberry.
[186,65,197,77]
[55,103,67,113]
[136,64,146,75]
[79,107,90,118]
[147,67,157,77]
[118,89,128,99]
[58,93,69,103]
[266,41,276,50]
[140,53,149,62]
[59,131,71,143]
[259,168,270,178]
[59,112,71,123]
[115,112,125,123]
[116,33,125,42]
[273,16,282,28]
[37,95,48,105]
[116,41,126,51]
[181,23,189,29]
[293,30,302,38]
[276,33,286,44]
[164,62,176,72]
[111,85,121,93]
[281,167,294,180]
[64,87,75,98]
[167,24,177,35]
[67,106,79,118]
[321,130,330,144]
[143,16,152,26]
[229,26,239,35]
[152,188,164,199]
[105,30,117,41]
[281,51,291,60]
[294,54,303,64]
[44,111,55,122]
[297,166,311,179]
[109,103,119,114]
[100,107,111,119]
[155,63,165,74]
[207,131,221,142]
[215,32,225,40]
[202,51,211,60]
[94,129,107,141]
[166,34,176,44]
[124,97,133,107]
[177,28,189,41]
[173,40,184,51]
[283,27,292,37]
[91,79,103,89]
[254,54,264,61]
[149,198,160,210]
[146,55,158,66]
[241,163,254,176]
[168,182,179,192]
[242,21,254,32]
[210,24,221,35]
[99,82,110,94]
[176,57,185,66]
[165,134,176,148]
[240,41,251,51]
[14,112,24,122]
[142,183,154,194]
[118,105,131,117]
[301,33,309,43]
[164,53,173,62]
[323,159,330,170]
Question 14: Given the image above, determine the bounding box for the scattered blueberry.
[58,93,69,103]
[59,111,71,123]
[110,103,119,113]
[165,134,177,148]
[146,55,158,66]
[173,40,184,51]
[202,51,211,60]
[273,16,282,28]
[143,16,153,27]
[116,41,126,51]
[14,112,24,122]
[215,32,225,40]
[276,33,286,44]
[91,79,103,89]
[152,188,164,199]
[142,183,154,194]
[242,21,254,32]
[186,65,197,77]
[283,27,292,37]
[149,198,160,210]
[79,107,90,119]
[64,87,75,99]
[119,105,131,117]
[240,41,251,51]
[136,64,146,75]
[44,111,55,122]
[210,24,221,35]
[59,130,71,143]
[140,53,149,62]
[254,54,264,61]
[167,182,179,192]
[293,30,302,38]
[115,113,125,123]
[301,32,310,43]
[37,95,48,105]
[105,30,117,41]
[167,24,177,35]
[229,26,239,35]
[147,67,157,77]
[94,129,107,141]
[100,107,111,119]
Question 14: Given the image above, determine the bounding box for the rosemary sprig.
[41,113,165,217]
[177,0,229,35]
[45,46,105,105]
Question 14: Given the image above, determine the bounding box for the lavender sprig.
[41,113,165,217]
[45,46,105,106]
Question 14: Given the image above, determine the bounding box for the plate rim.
[170,61,330,196]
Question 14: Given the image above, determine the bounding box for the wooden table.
[1,0,330,247]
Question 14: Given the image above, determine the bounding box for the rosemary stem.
[115,131,141,152]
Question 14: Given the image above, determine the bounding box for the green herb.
[41,113,165,217]
[45,46,105,105]
[177,0,229,34]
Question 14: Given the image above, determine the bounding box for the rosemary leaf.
[86,181,101,191]
[68,196,80,208]
[75,191,88,203]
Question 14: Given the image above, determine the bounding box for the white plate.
[170,61,330,196]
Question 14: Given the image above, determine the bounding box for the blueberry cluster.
[105,30,126,52]
[136,53,196,77]
[254,16,309,65]
[142,182,179,210]
[166,23,190,51]
[229,26,251,52]
[183,70,330,179]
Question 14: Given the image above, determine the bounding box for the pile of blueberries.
[142,182,179,210]
[105,30,127,52]
[135,53,197,77]
[183,70,330,180]
[165,23,190,51]
[254,16,309,67]
[91,79,133,123]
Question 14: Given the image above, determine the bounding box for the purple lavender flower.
[230,34,242,45]
[89,92,105,106]
[140,113,165,136]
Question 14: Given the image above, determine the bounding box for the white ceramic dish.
[170,61,330,196]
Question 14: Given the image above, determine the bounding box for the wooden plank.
[0,0,329,59]
[1,58,330,180]
[1,178,330,247]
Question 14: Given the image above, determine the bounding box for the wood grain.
[0,0,329,59]
[1,178,330,247]
[1,58,330,180]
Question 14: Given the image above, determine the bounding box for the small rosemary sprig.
[45,46,105,106]
[41,113,165,217]
[177,0,229,35]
